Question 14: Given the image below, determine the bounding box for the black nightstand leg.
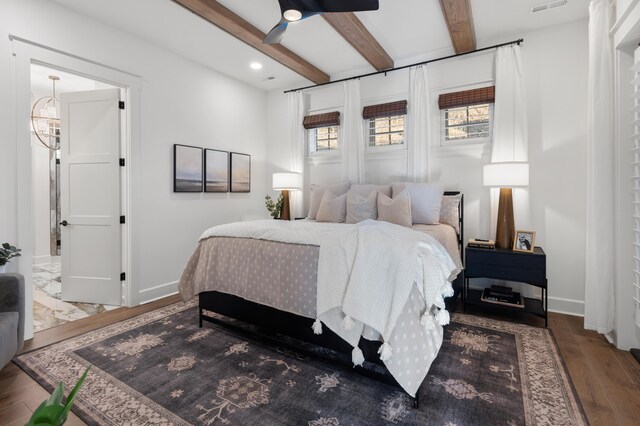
[544,286,548,327]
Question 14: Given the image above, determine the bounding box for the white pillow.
[377,190,412,228]
[349,184,391,198]
[308,181,351,220]
[440,194,462,234]
[316,191,347,223]
[391,182,444,225]
[346,190,378,224]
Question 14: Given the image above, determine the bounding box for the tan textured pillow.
[316,191,347,223]
[346,190,378,224]
[377,190,412,228]
[308,181,351,220]
[440,194,462,234]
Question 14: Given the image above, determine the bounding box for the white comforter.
[316,220,458,360]
[198,219,460,396]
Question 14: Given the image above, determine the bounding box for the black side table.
[464,246,548,326]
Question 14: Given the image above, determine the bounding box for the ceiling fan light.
[283,9,302,22]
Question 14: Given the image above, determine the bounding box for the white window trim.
[305,107,343,159]
[362,95,408,153]
[308,126,341,157]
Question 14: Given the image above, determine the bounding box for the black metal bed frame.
[198,191,464,408]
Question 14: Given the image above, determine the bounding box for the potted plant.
[26,366,90,426]
[265,194,284,219]
[0,243,21,273]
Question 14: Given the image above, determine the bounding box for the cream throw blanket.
[316,220,459,363]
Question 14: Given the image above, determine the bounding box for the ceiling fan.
[264,0,379,44]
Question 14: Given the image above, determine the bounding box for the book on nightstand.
[468,239,496,249]
[481,288,525,308]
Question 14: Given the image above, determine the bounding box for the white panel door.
[60,89,121,305]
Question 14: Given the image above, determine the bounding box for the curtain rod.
[283,38,523,94]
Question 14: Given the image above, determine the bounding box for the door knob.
[60,220,68,226]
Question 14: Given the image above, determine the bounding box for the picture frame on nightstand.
[513,230,536,253]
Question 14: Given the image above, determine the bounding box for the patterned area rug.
[15,301,586,425]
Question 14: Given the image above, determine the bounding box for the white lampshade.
[273,172,302,190]
[483,162,529,187]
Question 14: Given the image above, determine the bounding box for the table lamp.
[483,162,529,249]
[273,172,302,221]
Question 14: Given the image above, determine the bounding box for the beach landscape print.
[205,149,229,192]
[230,152,251,192]
[174,144,203,192]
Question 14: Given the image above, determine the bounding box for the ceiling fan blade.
[264,19,289,44]
[277,0,378,14]
[318,0,379,13]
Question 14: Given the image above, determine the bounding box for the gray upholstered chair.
[0,273,25,370]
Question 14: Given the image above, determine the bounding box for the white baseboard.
[32,255,51,265]
[547,296,584,317]
[138,281,178,305]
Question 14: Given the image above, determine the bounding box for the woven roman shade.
[362,100,408,120]
[438,86,495,110]
[303,112,340,129]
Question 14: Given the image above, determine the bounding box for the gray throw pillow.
[346,190,378,224]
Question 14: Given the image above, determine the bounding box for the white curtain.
[584,0,614,334]
[287,90,305,218]
[341,79,365,183]
[490,44,530,237]
[407,65,431,182]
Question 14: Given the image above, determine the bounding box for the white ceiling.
[51,0,588,91]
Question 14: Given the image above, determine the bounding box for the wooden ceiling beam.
[439,0,476,54]
[322,12,394,71]
[173,0,330,84]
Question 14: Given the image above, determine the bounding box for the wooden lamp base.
[280,190,291,221]
[496,187,515,249]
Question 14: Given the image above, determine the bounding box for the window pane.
[368,115,405,147]
[443,103,491,142]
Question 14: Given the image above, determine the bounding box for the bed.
[178,192,464,407]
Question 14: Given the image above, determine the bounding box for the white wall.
[0,0,269,308]
[267,19,589,316]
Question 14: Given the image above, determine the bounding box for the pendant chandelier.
[31,75,61,151]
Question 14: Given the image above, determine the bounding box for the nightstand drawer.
[466,247,546,285]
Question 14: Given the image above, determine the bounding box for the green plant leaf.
[25,404,65,425]
[47,383,64,406]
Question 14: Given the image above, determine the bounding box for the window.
[309,126,339,152]
[368,115,405,147]
[438,86,495,145]
[363,100,407,150]
[303,111,340,155]
[442,104,492,142]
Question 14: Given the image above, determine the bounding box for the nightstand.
[464,246,547,326]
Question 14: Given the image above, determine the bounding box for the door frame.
[11,36,141,340]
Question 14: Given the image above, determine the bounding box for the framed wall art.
[173,144,203,192]
[230,152,251,193]
[204,149,229,193]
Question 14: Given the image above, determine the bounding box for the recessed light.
[250,62,263,70]
[283,9,302,22]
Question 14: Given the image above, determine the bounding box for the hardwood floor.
[1,295,638,425]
